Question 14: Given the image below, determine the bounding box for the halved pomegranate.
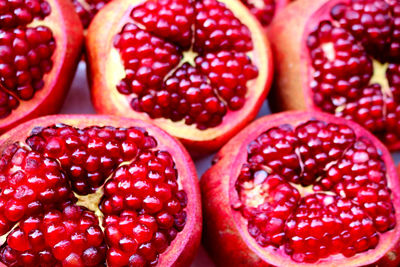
[0,114,201,266]
[202,111,400,266]
[269,0,400,151]
[0,0,83,133]
[86,0,272,155]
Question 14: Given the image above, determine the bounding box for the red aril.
[269,0,400,151]
[202,111,400,266]
[0,0,83,133]
[86,0,273,155]
[0,114,201,266]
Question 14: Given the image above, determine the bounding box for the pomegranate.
[201,111,400,266]
[86,0,273,155]
[0,0,83,133]
[269,0,400,151]
[0,114,201,266]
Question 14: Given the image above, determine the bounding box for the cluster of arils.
[0,123,188,267]
[0,0,55,118]
[235,119,395,263]
[307,0,400,147]
[114,0,259,130]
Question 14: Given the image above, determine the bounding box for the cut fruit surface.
[269,0,400,151]
[0,0,83,133]
[202,111,400,266]
[0,114,201,267]
[86,0,272,155]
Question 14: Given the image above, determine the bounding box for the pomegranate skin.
[0,0,83,134]
[0,114,202,267]
[86,0,273,156]
[268,0,329,113]
[268,0,400,151]
[201,111,400,267]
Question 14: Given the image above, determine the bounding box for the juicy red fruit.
[26,123,157,195]
[306,0,400,148]
[101,150,188,266]
[0,143,72,235]
[0,0,56,118]
[113,0,259,130]
[235,119,395,263]
[0,122,189,266]
[1,204,106,266]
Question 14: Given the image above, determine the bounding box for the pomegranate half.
[269,0,400,151]
[0,114,201,266]
[0,0,83,133]
[86,0,273,155]
[202,111,400,266]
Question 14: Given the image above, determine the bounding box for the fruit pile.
[0,0,399,267]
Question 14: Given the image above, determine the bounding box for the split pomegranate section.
[86,0,272,154]
[0,0,83,133]
[202,111,400,266]
[0,115,201,266]
[269,0,400,151]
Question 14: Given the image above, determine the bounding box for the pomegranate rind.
[272,0,290,27]
[0,114,202,267]
[268,0,327,112]
[0,0,84,133]
[201,111,400,267]
[86,0,273,155]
